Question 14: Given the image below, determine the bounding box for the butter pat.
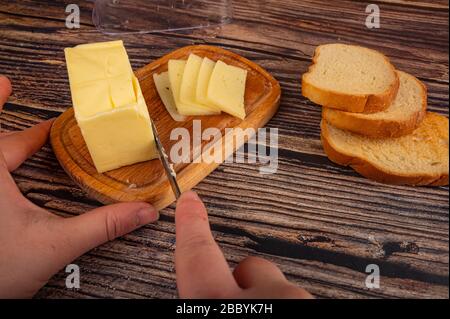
[65,40,158,173]
[207,61,248,120]
[169,59,219,116]
[180,54,220,114]
[196,57,216,106]
[153,72,187,122]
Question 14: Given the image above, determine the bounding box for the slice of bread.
[302,44,399,113]
[321,112,449,186]
[322,71,427,138]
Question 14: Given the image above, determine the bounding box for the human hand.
[175,191,313,299]
[0,75,160,298]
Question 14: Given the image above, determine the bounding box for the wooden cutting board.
[50,45,281,210]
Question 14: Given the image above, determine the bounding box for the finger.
[0,119,54,171]
[54,202,159,263]
[233,257,287,289]
[0,75,12,110]
[234,257,313,299]
[175,191,240,299]
[240,282,315,299]
[0,132,15,137]
[0,151,26,204]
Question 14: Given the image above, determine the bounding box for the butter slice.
[153,72,187,122]
[207,61,248,120]
[196,57,216,106]
[168,59,210,116]
[65,40,158,173]
[179,54,220,115]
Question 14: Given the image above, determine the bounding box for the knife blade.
[150,120,182,199]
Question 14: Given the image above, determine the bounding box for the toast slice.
[321,112,449,186]
[302,44,399,113]
[322,71,427,138]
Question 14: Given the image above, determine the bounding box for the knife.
[150,119,182,199]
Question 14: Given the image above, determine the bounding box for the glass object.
[93,0,233,35]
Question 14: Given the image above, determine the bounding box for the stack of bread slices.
[302,44,449,186]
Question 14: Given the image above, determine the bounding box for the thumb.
[0,75,12,109]
[56,202,159,261]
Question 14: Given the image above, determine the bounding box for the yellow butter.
[153,72,187,122]
[179,54,220,115]
[168,59,217,116]
[64,40,158,173]
[168,59,186,112]
[179,54,202,106]
[207,61,248,120]
[196,57,216,106]
[64,40,132,88]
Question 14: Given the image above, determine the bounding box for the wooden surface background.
[0,0,448,299]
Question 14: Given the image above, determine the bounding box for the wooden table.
[0,0,448,299]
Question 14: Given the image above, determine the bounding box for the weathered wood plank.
[7,106,448,299]
[0,0,448,299]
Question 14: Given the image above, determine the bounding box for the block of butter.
[64,40,158,173]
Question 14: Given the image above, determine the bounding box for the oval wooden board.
[50,45,281,210]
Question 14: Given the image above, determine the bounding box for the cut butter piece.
[207,60,248,120]
[169,59,208,115]
[153,72,187,122]
[196,57,216,106]
[64,40,158,173]
[174,55,220,116]
[168,59,216,116]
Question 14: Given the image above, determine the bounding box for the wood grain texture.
[0,0,448,299]
[50,45,281,208]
